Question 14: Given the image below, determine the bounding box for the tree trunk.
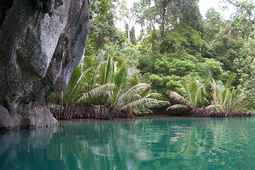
[0,0,90,129]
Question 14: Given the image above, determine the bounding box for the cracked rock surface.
[0,0,90,129]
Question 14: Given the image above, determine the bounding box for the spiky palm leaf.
[64,66,92,104]
[182,76,207,107]
[112,62,128,105]
[145,92,162,98]
[67,69,92,99]
[120,98,169,112]
[103,55,114,84]
[117,83,151,107]
[64,51,169,115]
[211,79,248,113]
[78,83,115,104]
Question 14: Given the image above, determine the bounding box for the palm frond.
[64,66,92,103]
[103,56,114,84]
[211,79,248,112]
[78,83,115,103]
[145,92,162,99]
[117,83,151,106]
[68,68,92,95]
[182,76,207,107]
[112,62,128,105]
[120,98,169,111]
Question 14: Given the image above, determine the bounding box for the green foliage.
[78,83,115,105]
[139,51,224,95]
[59,0,255,113]
[78,81,168,115]
[211,79,248,113]
[160,25,205,54]
[229,0,255,39]
[204,8,224,41]
[133,0,203,36]
[64,67,86,104]
[63,60,97,104]
[88,0,126,55]
[181,76,208,107]
[64,44,168,114]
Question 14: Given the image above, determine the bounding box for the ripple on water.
[1,118,255,170]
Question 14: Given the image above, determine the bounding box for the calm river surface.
[1,117,255,170]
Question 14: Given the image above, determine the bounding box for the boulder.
[169,91,188,105]
[167,104,192,116]
[0,0,90,129]
[22,105,58,128]
[0,105,21,129]
[0,105,57,129]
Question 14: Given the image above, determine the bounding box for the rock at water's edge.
[0,0,90,129]
[0,106,21,129]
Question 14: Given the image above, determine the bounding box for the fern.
[78,83,115,104]
[117,83,151,107]
[63,52,169,115]
[120,98,169,112]
[182,76,207,107]
[211,79,248,113]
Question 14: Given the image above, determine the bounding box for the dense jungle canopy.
[64,0,255,113]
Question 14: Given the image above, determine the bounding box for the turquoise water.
[1,118,255,170]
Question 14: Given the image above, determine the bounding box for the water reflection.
[1,118,255,170]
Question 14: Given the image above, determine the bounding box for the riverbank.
[49,104,128,120]
[49,104,253,121]
[170,107,253,117]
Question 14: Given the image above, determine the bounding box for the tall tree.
[133,0,203,38]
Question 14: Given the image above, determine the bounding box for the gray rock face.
[0,105,22,129]
[0,0,90,129]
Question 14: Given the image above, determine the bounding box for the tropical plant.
[62,54,100,104]
[62,49,168,115]
[181,76,208,107]
[62,50,116,104]
[63,66,92,104]
[210,79,248,113]
[78,83,169,115]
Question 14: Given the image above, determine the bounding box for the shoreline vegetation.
[49,88,253,121]
[49,104,253,121]
[49,65,253,120]
[46,0,255,122]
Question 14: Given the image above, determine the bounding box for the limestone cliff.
[0,0,90,129]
